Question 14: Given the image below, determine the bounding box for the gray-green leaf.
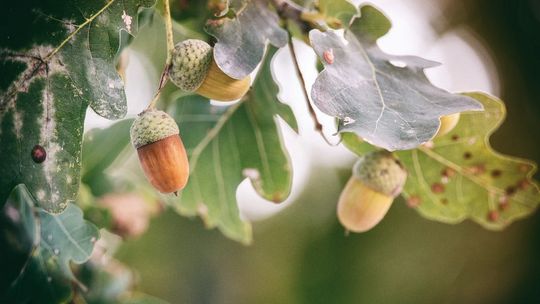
[205,0,288,79]
[310,5,483,151]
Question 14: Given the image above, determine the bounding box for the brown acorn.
[168,39,250,101]
[130,109,189,193]
[337,151,407,232]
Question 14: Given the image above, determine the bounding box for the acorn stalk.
[130,109,189,193]
[169,39,250,101]
[337,151,407,233]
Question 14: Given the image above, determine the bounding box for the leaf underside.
[0,0,155,213]
[310,5,483,151]
[205,0,288,79]
[168,47,296,244]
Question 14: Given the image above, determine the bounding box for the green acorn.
[337,151,407,232]
[130,109,189,194]
[168,39,250,101]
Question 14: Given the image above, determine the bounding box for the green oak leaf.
[309,5,483,151]
[169,47,297,243]
[0,184,37,297]
[344,93,540,229]
[396,93,540,229]
[1,184,99,303]
[0,0,155,213]
[316,0,357,28]
[205,0,288,79]
[82,119,133,196]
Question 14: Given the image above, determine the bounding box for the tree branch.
[284,21,336,145]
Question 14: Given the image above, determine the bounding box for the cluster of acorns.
[130,39,250,195]
[129,38,461,233]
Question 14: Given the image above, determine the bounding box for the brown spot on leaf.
[441,167,456,178]
[440,198,448,205]
[505,186,517,196]
[518,179,531,191]
[488,210,500,222]
[406,195,421,208]
[468,164,486,175]
[518,164,530,173]
[431,183,445,194]
[463,152,472,160]
[490,169,502,178]
[451,134,459,141]
[31,145,46,163]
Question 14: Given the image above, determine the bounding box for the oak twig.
[146,0,175,110]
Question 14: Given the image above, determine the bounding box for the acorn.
[435,113,460,138]
[337,151,407,233]
[168,39,250,101]
[130,109,189,194]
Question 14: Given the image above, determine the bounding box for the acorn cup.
[435,113,461,138]
[168,39,250,101]
[337,151,407,233]
[130,109,189,194]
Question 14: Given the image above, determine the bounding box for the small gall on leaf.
[31,145,46,163]
[488,210,500,222]
[323,49,334,64]
[406,195,421,208]
[431,182,445,194]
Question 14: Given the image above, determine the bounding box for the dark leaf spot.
[440,198,448,205]
[31,145,46,163]
[431,183,445,194]
[505,186,517,196]
[463,152,472,160]
[451,134,459,141]
[490,169,502,178]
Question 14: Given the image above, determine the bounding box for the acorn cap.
[130,109,179,149]
[169,39,213,92]
[352,151,407,198]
